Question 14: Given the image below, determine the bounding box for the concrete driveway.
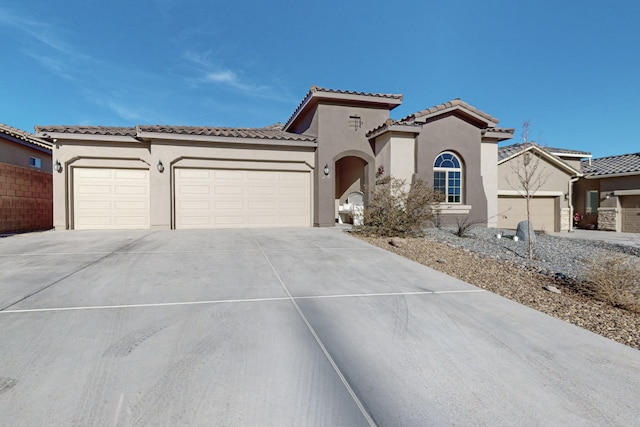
[551,229,640,248]
[0,228,638,426]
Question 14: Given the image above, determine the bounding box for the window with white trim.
[29,157,42,168]
[433,152,462,203]
[585,190,598,214]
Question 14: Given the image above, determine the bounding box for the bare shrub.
[454,216,484,237]
[581,255,640,313]
[356,177,443,237]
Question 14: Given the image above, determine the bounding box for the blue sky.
[1,0,638,158]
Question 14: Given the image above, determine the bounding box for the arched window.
[433,152,462,203]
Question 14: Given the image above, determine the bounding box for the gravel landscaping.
[354,227,640,351]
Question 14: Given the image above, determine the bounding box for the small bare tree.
[505,121,550,259]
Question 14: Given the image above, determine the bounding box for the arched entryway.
[334,155,368,223]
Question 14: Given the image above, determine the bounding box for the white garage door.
[73,168,150,229]
[621,195,640,233]
[175,168,311,229]
[498,196,556,232]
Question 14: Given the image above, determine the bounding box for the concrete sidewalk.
[551,228,640,247]
[0,228,638,425]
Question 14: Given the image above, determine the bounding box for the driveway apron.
[0,228,638,426]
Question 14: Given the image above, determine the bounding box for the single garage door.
[498,196,556,232]
[175,168,311,229]
[73,168,150,229]
[621,195,640,233]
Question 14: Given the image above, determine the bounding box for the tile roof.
[284,85,403,130]
[137,124,316,142]
[365,118,423,137]
[581,152,640,176]
[498,143,531,161]
[36,124,316,143]
[497,143,582,176]
[35,126,137,136]
[1,123,52,150]
[306,85,403,101]
[498,143,589,162]
[400,99,499,125]
[545,146,591,156]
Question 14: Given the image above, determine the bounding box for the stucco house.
[574,152,640,232]
[0,124,53,233]
[35,86,514,230]
[497,143,591,233]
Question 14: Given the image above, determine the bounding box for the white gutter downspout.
[568,176,580,232]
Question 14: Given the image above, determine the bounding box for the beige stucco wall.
[1,138,52,173]
[373,132,416,188]
[315,103,390,226]
[498,154,573,208]
[374,134,391,180]
[414,115,487,225]
[52,138,315,230]
[389,134,415,186]
[574,174,640,230]
[481,142,498,227]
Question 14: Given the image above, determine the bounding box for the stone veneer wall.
[560,208,570,232]
[597,207,617,231]
[0,162,53,233]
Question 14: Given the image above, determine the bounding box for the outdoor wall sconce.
[157,160,165,173]
[54,160,62,173]
[323,164,329,176]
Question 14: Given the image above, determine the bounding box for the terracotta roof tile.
[400,99,499,125]
[1,123,52,150]
[35,126,137,136]
[307,85,403,101]
[35,124,316,143]
[285,85,403,130]
[498,143,589,162]
[545,146,591,156]
[581,153,640,176]
[137,124,316,142]
[365,119,422,137]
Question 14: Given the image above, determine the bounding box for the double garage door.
[498,196,557,232]
[72,167,311,229]
[621,195,640,233]
[175,168,310,229]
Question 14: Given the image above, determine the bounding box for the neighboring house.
[497,143,591,233]
[574,153,640,232]
[0,124,53,233]
[35,86,514,230]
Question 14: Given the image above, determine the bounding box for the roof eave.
[137,131,317,148]
[2,134,52,153]
[482,129,514,142]
[498,145,582,176]
[366,123,423,140]
[284,90,403,132]
[584,170,640,179]
[37,132,140,143]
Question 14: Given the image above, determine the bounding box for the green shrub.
[355,177,443,237]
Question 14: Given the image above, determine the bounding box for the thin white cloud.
[106,101,143,122]
[0,7,87,61]
[183,50,288,101]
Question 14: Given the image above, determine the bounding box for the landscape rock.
[516,221,536,244]
[389,237,407,248]
[544,285,562,294]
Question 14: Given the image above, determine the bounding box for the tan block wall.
[0,162,53,233]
